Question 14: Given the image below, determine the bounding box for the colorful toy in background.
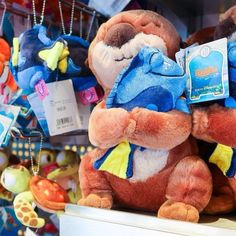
[0,143,85,228]
[56,0,103,105]
[1,164,69,228]
[11,25,69,91]
[0,206,23,236]
[60,35,103,105]
[38,149,81,203]
[0,104,20,147]
[0,151,14,202]
[188,5,236,215]
[214,15,236,109]
[9,89,38,130]
[0,38,18,104]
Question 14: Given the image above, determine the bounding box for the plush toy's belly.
[104,148,173,211]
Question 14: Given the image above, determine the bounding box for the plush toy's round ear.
[88,10,180,89]
[214,17,236,40]
[186,27,215,46]
[219,5,236,24]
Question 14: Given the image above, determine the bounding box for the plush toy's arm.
[192,104,236,147]
[89,100,135,148]
[128,107,191,150]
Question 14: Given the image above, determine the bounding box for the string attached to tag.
[0,1,7,36]
[28,132,43,176]
[32,0,47,26]
[58,0,75,35]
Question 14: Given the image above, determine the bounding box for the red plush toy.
[78,10,212,223]
[0,38,18,103]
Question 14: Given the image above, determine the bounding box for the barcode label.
[42,80,81,136]
[56,116,73,126]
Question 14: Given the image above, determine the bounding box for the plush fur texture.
[220,5,236,24]
[79,10,213,223]
[186,27,215,46]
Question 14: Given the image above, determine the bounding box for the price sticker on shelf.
[42,80,81,136]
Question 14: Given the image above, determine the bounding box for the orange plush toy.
[78,10,212,223]
[0,38,18,103]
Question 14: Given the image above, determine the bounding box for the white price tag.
[175,43,199,72]
[175,48,186,71]
[43,80,81,136]
[0,104,20,145]
[0,115,12,144]
[25,227,38,236]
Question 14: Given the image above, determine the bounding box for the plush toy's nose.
[104,23,138,48]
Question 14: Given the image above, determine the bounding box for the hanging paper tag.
[88,0,131,16]
[175,48,186,71]
[0,104,20,146]
[25,227,38,236]
[175,43,199,72]
[0,115,12,145]
[35,80,49,101]
[43,80,81,136]
[28,92,50,136]
[186,38,229,104]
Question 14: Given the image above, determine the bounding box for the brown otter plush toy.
[78,10,212,222]
[191,5,236,214]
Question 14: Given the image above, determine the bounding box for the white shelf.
[60,204,236,236]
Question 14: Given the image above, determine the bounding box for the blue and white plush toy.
[11,25,69,91]
[59,35,98,93]
[94,46,189,179]
[106,46,189,113]
[225,41,236,108]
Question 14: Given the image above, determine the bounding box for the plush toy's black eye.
[47,155,51,162]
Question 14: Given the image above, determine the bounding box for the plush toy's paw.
[78,193,113,209]
[192,109,208,138]
[158,200,199,223]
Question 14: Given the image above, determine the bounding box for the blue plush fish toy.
[224,41,236,108]
[11,25,68,91]
[58,35,98,92]
[94,46,189,179]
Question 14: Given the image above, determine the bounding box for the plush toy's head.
[88,10,180,91]
[1,165,31,194]
[214,5,236,41]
